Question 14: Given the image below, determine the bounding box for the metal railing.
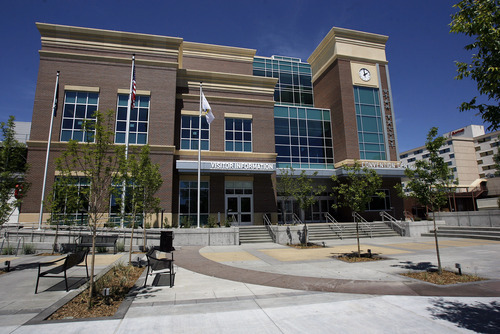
[352,212,372,238]
[292,213,303,225]
[380,211,405,236]
[325,212,343,239]
[263,214,276,243]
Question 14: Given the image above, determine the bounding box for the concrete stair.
[421,226,500,241]
[239,226,274,244]
[307,222,400,243]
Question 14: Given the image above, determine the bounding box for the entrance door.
[226,195,253,225]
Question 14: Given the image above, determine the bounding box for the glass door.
[225,195,253,225]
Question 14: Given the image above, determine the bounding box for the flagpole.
[121,55,135,229]
[38,71,60,230]
[197,83,202,228]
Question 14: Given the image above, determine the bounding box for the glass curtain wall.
[354,86,386,160]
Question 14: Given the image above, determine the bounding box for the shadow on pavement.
[391,261,437,271]
[428,298,500,333]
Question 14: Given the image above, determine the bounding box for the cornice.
[177,69,277,89]
[176,150,277,160]
[39,50,178,68]
[36,22,183,50]
[308,26,388,83]
[177,94,275,107]
[27,140,176,153]
[182,41,256,63]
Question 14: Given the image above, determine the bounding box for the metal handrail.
[380,211,405,236]
[263,214,276,243]
[292,213,303,225]
[352,212,372,238]
[325,212,343,239]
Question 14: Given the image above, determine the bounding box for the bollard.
[455,263,462,275]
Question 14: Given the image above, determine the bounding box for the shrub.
[180,216,192,228]
[23,243,36,255]
[96,246,108,253]
[116,241,125,252]
[206,215,218,228]
[1,245,15,255]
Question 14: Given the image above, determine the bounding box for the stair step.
[422,232,500,241]
[239,226,273,244]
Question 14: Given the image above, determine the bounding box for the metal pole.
[121,55,135,228]
[38,71,60,230]
[197,83,202,228]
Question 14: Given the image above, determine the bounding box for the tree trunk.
[52,224,59,254]
[433,210,442,274]
[87,224,97,309]
[128,222,135,265]
[356,220,361,257]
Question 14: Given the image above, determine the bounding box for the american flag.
[131,62,136,109]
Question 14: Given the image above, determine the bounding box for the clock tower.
[308,27,398,164]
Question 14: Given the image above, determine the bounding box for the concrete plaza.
[1,236,499,333]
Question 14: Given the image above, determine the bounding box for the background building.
[20,23,405,227]
[399,125,500,212]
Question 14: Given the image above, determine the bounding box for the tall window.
[367,189,391,211]
[354,86,386,160]
[180,115,209,150]
[115,95,149,144]
[253,56,313,107]
[61,92,98,142]
[225,118,252,152]
[274,106,333,169]
[179,181,209,226]
[51,176,90,225]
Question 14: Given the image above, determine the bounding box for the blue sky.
[0,0,488,152]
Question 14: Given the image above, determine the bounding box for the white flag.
[202,92,215,124]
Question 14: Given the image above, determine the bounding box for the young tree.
[493,141,500,207]
[293,170,326,243]
[0,116,29,225]
[402,127,456,274]
[276,167,298,224]
[46,175,81,253]
[55,110,125,307]
[118,145,163,264]
[450,0,500,130]
[330,161,384,257]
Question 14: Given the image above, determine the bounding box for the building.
[399,125,500,182]
[20,23,405,227]
[399,125,500,212]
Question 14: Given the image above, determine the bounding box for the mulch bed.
[288,243,324,249]
[401,270,486,285]
[336,255,385,263]
[47,264,144,320]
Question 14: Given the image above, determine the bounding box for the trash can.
[160,231,174,252]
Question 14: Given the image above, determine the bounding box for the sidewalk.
[1,236,500,333]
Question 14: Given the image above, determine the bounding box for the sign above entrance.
[176,160,276,173]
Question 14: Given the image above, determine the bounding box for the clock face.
[359,68,371,81]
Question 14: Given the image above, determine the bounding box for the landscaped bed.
[401,270,486,285]
[48,263,144,320]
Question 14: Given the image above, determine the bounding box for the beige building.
[399,125,499,186]
[400,125,500,212]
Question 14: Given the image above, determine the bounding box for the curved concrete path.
[175,246,500,297]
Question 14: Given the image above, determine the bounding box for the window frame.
[115,94,150,145]
[60,91,99,142]
[224,118,252,152]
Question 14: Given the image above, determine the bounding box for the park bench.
[78,234,118,254]
[35,249,89,294]
[144,247,175,288]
